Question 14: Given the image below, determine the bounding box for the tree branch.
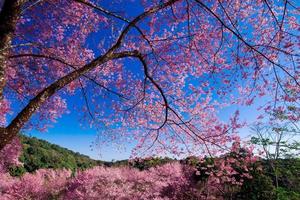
[0,0,178,150]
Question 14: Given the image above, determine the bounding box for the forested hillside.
[9,135,174,176]
[9,135,104,176]
[2,135,300,199]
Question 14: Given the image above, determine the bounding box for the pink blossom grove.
[0,140,256,199]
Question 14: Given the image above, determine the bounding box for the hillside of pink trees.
[1,164,199,199]
[0,137,259,200]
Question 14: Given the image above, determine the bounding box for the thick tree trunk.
[0,0,25,100]
[0,0,25,149]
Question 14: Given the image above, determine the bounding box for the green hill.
[9,135,105,176]
[9,135,174,176]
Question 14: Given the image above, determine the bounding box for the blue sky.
[22,91,135,161]
[22,94,263,161]
[9,0,275,161]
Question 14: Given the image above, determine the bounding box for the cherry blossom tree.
[0,0,299,159]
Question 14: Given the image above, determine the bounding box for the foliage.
[251,124,300,160]
[236,162,276,200]
[7,165,26,177]
[263,159,300,194]
[128,157,175,170]
[250,107,300,199]
[276,187,300,200]
[236,159,300,200]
